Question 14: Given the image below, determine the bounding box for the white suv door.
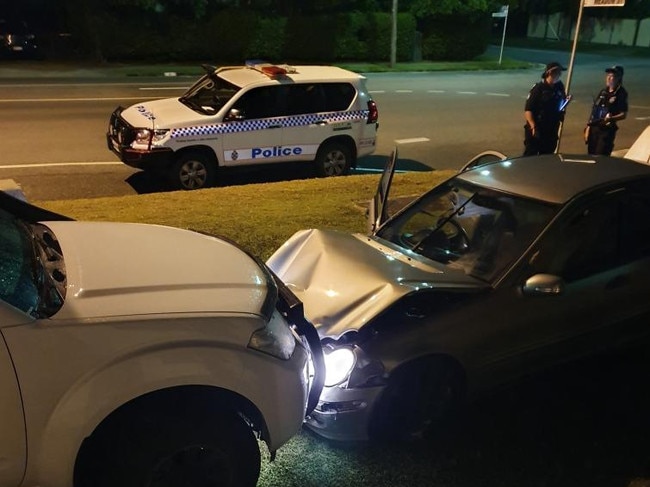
[0,326,26,486]
[221,86,284,167]
[281,83,362,176]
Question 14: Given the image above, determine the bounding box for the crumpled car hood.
[121,98,211,129]
[44,221,269,321]
[267,229,484,338]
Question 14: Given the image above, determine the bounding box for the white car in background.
[107,61,379,190]
[614,124,650,164]
[0,190,323,487]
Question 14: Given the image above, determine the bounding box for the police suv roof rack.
[245,60,296,78]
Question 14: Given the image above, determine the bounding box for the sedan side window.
[620,181,650,261]
[540,197,619,282]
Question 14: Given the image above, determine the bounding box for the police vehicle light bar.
[245,60,296,78]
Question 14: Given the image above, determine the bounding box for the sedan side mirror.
[522,273,565,296]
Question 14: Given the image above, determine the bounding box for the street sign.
[584,0,625,6]
[492,5,509,17]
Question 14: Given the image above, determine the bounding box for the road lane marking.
[0,162,123,169]
[395,137,430,144]
[0,97,159,103]
[457,91,477,95]
[139,86,187,90]
[396,90,413,93]
[428,90,445,93]
[486,92,510,97]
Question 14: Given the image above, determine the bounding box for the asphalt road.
[1,46,649,201]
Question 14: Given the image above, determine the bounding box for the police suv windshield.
[179,72,240,115]
[376,181,557,283]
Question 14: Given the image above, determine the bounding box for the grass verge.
[39,170,455,261]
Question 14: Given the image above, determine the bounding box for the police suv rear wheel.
[171,151,216,190]
[315,143,352,177]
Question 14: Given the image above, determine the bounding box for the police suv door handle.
[314,120,328,126]
[267,124,282,129]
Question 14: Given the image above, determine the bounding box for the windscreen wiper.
[410,192,476,251]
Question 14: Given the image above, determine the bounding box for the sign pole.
[492,5,509,65]
[499,6,509,65]
[556,0,585,153]
[556,0,625,153]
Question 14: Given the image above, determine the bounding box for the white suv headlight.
[248,311,297,360]
[323,347,356,387]
[134,128,169,146]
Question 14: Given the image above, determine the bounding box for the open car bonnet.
[267,228,484,339]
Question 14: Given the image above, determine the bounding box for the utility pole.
[390,0,397,68]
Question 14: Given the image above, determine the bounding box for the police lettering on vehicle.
[224,145,318,163]
[252,146,303,158]
[136,105,156,121]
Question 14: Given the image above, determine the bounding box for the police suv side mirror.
[225,109,245,122]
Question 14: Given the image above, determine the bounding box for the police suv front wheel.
[315,142,352,177]
[170,151,216,190]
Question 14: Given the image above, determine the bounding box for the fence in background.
[528,13,650,47]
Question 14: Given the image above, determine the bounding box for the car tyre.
[368,358,464,441]
[314,142,352,177]
[170,151,216,190]
[75,411,260,487]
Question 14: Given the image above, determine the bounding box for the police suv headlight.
[323,347,356,387]
[134,128,169,146]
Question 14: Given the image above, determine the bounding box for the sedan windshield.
[179,73,240,115]
[376,180,558,282]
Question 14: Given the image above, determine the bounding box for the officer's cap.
[542,62,566,78]
[605,65,624,77]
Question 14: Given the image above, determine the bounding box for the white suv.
[107,62,379,190]
[0,190,324,487]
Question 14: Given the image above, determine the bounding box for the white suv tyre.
[315,141,352,177]
[74,404,260,487]
[170,150,217,190]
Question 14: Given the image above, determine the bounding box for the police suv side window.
[232,86,283,120]
[322,83,356,111]
[286,84,326,115]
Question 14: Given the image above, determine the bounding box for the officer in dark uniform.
[523,62,571,156]
[585,65,628,156]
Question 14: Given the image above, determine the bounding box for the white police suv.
[107,61,379,190]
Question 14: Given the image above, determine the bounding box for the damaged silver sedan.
[268,149,650,442]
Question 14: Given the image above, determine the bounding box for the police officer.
[523,62,571,156]
[585,65,628,156]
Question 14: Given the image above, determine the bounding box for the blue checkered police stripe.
[170,110,369,139]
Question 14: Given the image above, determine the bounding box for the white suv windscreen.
[179,74,240,115]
